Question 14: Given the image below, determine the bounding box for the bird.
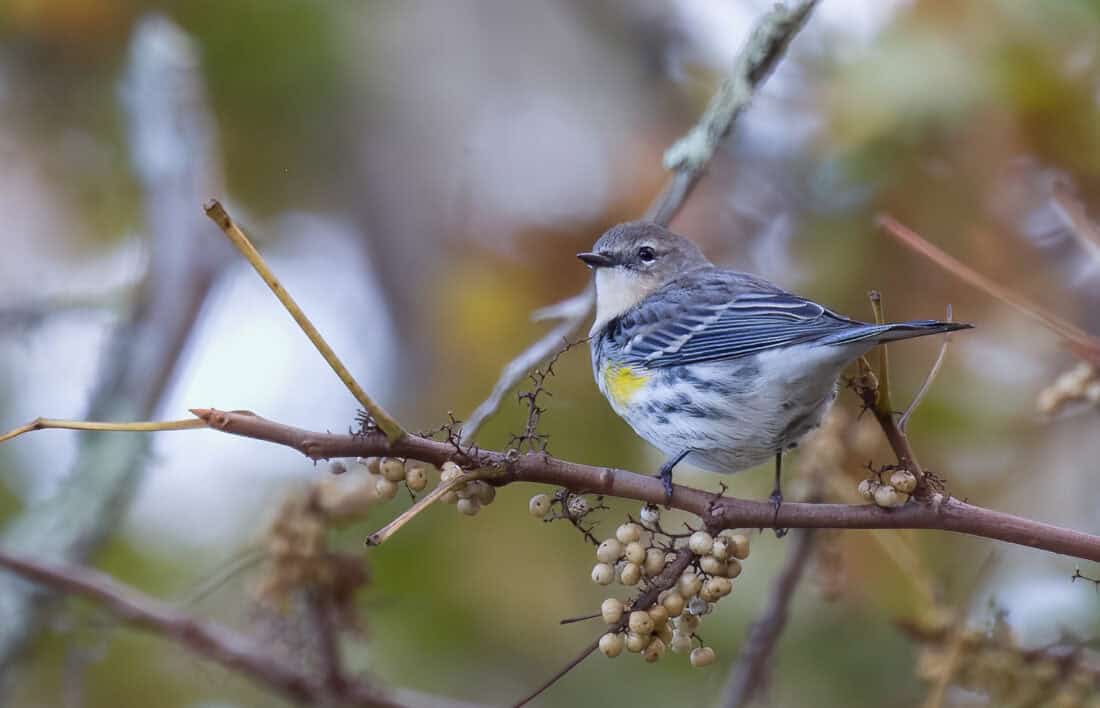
[579,220,970,520]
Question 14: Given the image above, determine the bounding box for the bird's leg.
[657,449,691,508]
[770,451,788,538]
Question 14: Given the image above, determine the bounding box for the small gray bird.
[579,221,970,515]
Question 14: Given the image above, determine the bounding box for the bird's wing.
[612,287,876,368]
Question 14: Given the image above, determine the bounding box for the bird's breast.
[599,362,651,412]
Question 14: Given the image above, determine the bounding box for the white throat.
[591,268,653,335]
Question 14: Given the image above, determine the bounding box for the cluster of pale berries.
[528,496,750,668]
[857,467,917,509]
[334,457,496,517]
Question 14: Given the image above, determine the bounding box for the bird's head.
[579,221,712,333]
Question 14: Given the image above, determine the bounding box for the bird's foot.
[769,488,788,538]
[658,468,674,508]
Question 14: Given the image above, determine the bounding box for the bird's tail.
[823,320,972,346]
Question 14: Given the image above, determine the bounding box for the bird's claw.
[769,489,788,538]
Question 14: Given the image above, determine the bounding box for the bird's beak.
[577,252,614,269]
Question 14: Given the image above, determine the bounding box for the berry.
[596,539,624,564]
[599,632,624,658]
[616,523,643,544]
[688,531,714,555]
[601,598,624,624]
[690,646,716,667]
[591,563,614,585]
[381,458,407,482]
[529,494,551,518]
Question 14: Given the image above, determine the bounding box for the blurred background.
[1,0,1100,706]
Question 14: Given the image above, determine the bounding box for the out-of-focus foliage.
[2,1,1100,706]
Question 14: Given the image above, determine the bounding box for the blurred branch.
[900,305,953,431]
[203,200,406,441]
[173,408,1100,562]
[0,550,399,708]
[720,526,817,708]
[650,0,819,226]
[877,214,1100,365]
[459,0,818,445]
[0,15,230,668]
[1051,183,1100,265]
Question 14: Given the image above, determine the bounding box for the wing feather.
[610,278,874,367]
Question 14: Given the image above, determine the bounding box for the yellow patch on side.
[602,364,650,408]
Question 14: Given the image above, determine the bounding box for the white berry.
[688,531,714,555]
[616,523,643,544]
[596,539,624,564]
[599,632,624,658]
[623,541,646,565]
[628,610,654,635]
[529,494,551,518]
[690,646,716,667]
[381,457,407,482]
[619,562,642,586]
[601,598,624,624]
[592,563,614,585]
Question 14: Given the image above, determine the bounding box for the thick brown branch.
[188,408,1100,563]
[0,551,398,708]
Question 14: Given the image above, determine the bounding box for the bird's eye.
[638,246,656,263]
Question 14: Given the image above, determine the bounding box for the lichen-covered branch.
[460,0,819,444]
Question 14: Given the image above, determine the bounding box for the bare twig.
[1051,183,1100,265]
[366,470,482,546]
[900,305,954,431]
[203,199,405,441]
[162,407,1100,562]
[877,214,1100,364]
[0,417,206,445]
[460,0,819,444]
[460,315,583,445]
[0,550,399,708]
[721,527,817,708]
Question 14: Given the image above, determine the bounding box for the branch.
[651,0,819,226]
[0,551,399,708]
[877,214,1100,365]
[202,199,405,441]
[720,526,817,708]
[181,408,1100,563]
[459,0,819,444]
